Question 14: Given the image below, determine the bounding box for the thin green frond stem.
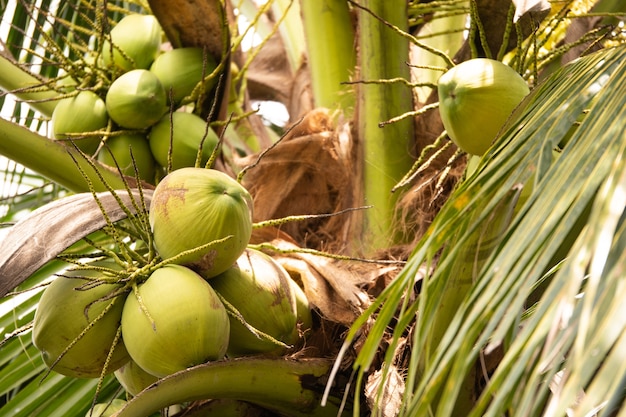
[252,205,372,229]
[392,132,450,192]
[497,3,516,61]
[67,152,141,244]
[92,325,125,408]
[378,101,439,127]
[249,242,407,265]
[343,77,438,90]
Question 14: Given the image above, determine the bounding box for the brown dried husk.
[238,109,356,253]
[230,108,461,402]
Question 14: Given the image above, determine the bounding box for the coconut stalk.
[356,0,415,253]
[0,54,58,117]
[114,357,344,417]
[0,117,132,192]
[300,0,356,113]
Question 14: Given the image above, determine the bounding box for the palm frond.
[341,43,626,416]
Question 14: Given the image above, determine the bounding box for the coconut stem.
[356,0,416,254]
[300,0,356,114]
[0,118,132,193]
[115,357,345,417]
[0,54,59,117]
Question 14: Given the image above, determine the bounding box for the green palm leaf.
[341,43,626,416]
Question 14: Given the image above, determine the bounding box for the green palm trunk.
[357,0,415,252]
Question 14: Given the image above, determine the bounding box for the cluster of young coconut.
[31,167,314,413]
[50,13,222,184]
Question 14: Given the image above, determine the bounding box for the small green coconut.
[51,90,108,154]
[105,69,167,130]
[85,399,127,417]
[101,14,161,71]
[98,134,156,182]
[114,359,159,396]
[148,112,219,170]
[150,47,218,105]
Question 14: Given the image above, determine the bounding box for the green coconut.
[86,399,128,417]
[114,359,159,396]
[148,112,219,170]
[150,47,217,105]
[287,273,314,334]
[148,168,253,278]
[121,264,230,377]
[101,14,161,71]
[55,74,78,93]
[32,262,130,378]
[98,133,156,182]
[51,90,108,154]
[438,58,530,156]
[210,249,303,356]
[105,69,167,130]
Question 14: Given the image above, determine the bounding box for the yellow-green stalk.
[0,54,58,117]
[357,0,415,252]
[115,358,343,417]
[300,0,356,114]
[0,118,130,192]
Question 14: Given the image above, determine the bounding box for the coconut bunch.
[31,167,313,399]
[50,13,222,184]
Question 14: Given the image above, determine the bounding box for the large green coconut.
[210,249,307,356]
[150,47,217,105]
[437,58,530,156]
[148,168,253,278]
[97,133,156,182]
[121,264,230,377]
[51,90,108,154]
[105,69,167,130]
[32,262,130,378]
[148,112,219,170]
[101,14,161,72]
